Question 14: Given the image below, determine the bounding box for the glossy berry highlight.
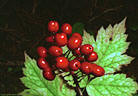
[48,21,59,33]
[37,46,47,58]
[69,59,81,71]
[81,44,93,55]
[37,58,50,70]
[68,37,82,50]
[55,33,68,46]
[48,46,63,56]
[91,64,105,76]
[72,32,82,40]
[43,70,55,81]
[61,23,72,35]
[86,51,98,62]
[72,47,81,56]
[56,57,69,69]
[80,62,92,74]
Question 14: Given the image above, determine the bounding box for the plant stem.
[72,74,83,96]
[66,51,70,58]
[78,75,86,82]
[63,50,70,56]
[68,55,74,61]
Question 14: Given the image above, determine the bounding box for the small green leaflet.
[61,72,75,87]
[78,75,88,88]
[20,53,76,96]
[86,74,138,96]
[82,18,134,74]
[72,22,84,35]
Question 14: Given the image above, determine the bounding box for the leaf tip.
[83,29,87,35]
[124,17,127,22]
[24,51,31,61]
[121,17,127,25]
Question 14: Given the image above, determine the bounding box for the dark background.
[0,0,138,94]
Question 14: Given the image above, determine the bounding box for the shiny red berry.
[45,35,55,43]
[48,46,63,56]
[86,51,98,62]
[43,70,55,81]
[72,33,82,40]
[75,57,85,62]
[48,21,59,33]
[72,47,81,56]
[68,37,82,50]
[70,71,75,75]
[91,64,105,76]
[56,57,69,69]
[80,62,91,74]
[55,33,67,46]
[69,59,81,71]
[61,23,72,35]
[81,44,93,55]
[89,63,97,73]
[37,58,50,70]
[37,46,47,58]
[63,67,70,72]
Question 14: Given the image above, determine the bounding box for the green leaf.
[19,89,48,96]
[82,30,95,46]
[133,93,138,96]
[20,53,76,96]
[79,76,88,88]
[82,18,134,73]
[86,74,138,96]
[72,22,84,35]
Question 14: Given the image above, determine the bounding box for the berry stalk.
[72,73,83,96]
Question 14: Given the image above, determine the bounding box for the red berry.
[72,47,81,56]
[67,37,82,50]
[45,35,55,43]
[48,21,59,33]
[70,71,75,75]
[80,62,91,74]
[81,44,93,55]
[91,64,105,76]
[43,70,55,81]
[48,46,63,56]
[56,57,69,69]
[69,59,81,71]
[72,33,82,40]
[61,23,72,35]
[75,57,85,62]
[37,46,47,58]
[55,33,67,46]
[86,51,98,62]
[63,67,70,72]
[89,63,97,73]
[37,58,50,70]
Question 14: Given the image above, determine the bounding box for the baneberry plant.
[20,18,138,96]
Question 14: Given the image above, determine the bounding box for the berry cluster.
[37,21,105,81]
